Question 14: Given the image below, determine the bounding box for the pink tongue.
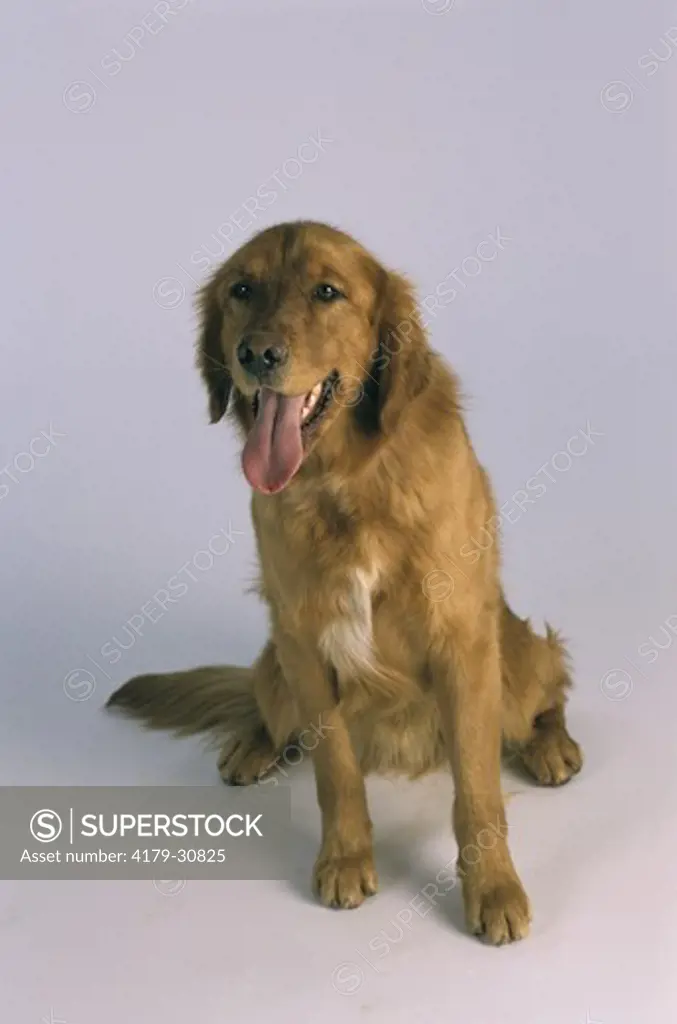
[241,389,306,494]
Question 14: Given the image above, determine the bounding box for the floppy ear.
[371,269,431,434]
[195,276,232,423]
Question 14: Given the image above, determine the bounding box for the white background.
[1,1,676,1021]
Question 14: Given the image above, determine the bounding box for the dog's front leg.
[430,602,531,944]
[275,632,377,909]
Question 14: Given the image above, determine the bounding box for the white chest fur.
[319,565,381,679]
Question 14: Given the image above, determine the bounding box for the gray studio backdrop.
[0,0,675,785]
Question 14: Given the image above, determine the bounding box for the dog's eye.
[313,283,343,303]
[230,281,253,301]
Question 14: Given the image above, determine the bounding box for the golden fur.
[108,221,582,944]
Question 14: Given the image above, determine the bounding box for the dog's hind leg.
[515,701,583,787]
[107,640,300,785]
[218,640,301,785]
[500,600,583,787]
[217,726,288,785]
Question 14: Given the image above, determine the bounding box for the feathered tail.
[106,665,259,737]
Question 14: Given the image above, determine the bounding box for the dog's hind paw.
[518,726,583,787]
[218,728,281,785]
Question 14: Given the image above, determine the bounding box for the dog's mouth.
[242,370,339,495]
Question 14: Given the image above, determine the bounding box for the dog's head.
[197,220,431,494]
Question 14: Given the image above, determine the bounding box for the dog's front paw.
[464,876,531,945]
[313,848,378,909]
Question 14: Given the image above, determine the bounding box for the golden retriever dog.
[108,220,582,944]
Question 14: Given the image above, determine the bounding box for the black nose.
[237,337,287,378]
